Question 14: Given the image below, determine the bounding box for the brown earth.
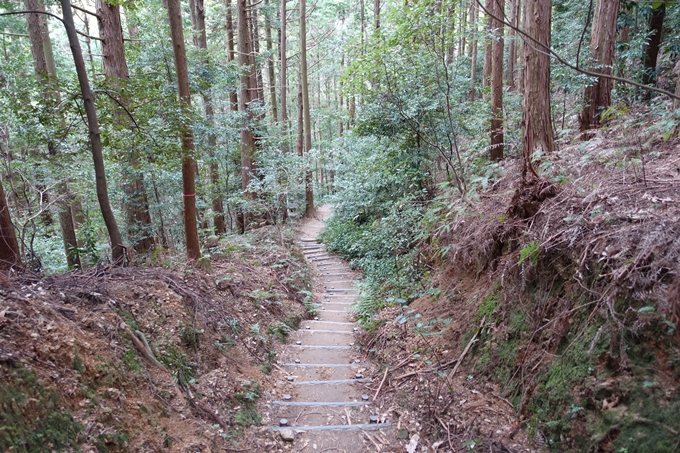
[1,227,313,452]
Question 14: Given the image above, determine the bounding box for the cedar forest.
[1,0,680,451]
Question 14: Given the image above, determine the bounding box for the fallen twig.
[373,367,389,400]
[447,316,486,380]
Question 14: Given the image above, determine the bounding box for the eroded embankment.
[0,227,313,452]
[347,122,680,452]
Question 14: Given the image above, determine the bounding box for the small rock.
[279,428,294,442]
[294,359,301,363]
[296,341,302,345]
[283,394,292,400]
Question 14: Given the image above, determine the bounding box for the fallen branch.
[373,367,389,400]
[119,322,164,369]
[447,316,486,380]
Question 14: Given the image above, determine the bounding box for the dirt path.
[265,205,394,452]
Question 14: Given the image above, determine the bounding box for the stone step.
[269,422,391,432]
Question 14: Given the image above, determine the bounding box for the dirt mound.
[0,227,313,452]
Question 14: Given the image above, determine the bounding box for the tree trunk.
[0,179,21,270]
[297,83,304,158]
[189,0,227,234]
[469,0,478,101]
[458,1,467,58]
[226,0,239,111]
[264,0,278,122]
[279,0,289,222]
[522,0,553,179]
[166,0,201,260]
[490,0,504,160]
[24,0,81,268]
[250,1,265,106]
[580,0,620,132]
[674,60,680,110]
[97,0,155,254]
[238,0,258,231]
[374,0,380,30]
[300,0,314,217]
[642,2,665,96]
[482,0,493,90]
[59,0,124,264]
[506,0,519,91]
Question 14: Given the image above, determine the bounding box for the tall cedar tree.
[264,0,278,122]
[300,0,315,216]
[237,0,258,231]
[0,179,21,270]
[97,0,155,253]
[469,0,478,100]
[59,0,125,264]
[166,0,201,260]
[189,0,227,234]
[24,0,80,268]
[642,2,665,97]
[482,0,493,89]
[490,0,504,160]
[522,0,553,179]
[580,0,620,132]
[506,0,520,91]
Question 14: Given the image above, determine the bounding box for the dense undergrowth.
[322,107,680,451]
[0,226,313,452]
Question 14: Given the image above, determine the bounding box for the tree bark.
[374,0,380,30]
[490,0,504,160]
[482,0,493,89]
[469,0,478,101]
[226,0,239,112]
[642,2,665,96]
[166,0,201,260]
[189,0,227,234]
[300,0,314,216]
[674,60,680,110]
[249,1,265,106]
[0,179,21,270]
[264,0,278,122]
[279,0,289,222]
[522,0,553,179]
[506,0,520,91]
[580,0,620,132]
[59,0,125,264]
[97,0,155,254]
[238,0,258,231]
[24,0,81,268]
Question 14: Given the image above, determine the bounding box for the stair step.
[269,423,391,432]
[272,401,370,407]
[289,345,352,350]
[283,363,367,367]
[291,378,372,386]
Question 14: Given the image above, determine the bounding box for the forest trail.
[266,205,394,452]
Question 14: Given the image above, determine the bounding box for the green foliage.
[157,341,198,387]
[122,349,141,372]
[518,241,541,267]
[0,365,83,452]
